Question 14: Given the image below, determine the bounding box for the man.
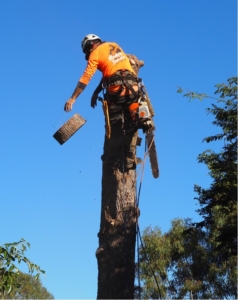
[64,34,152,169]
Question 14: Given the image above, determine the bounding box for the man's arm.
[64,49,99,112]
[64,82,86,112]
[91,78,103,108]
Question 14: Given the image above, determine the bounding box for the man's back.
[80,42,135,85]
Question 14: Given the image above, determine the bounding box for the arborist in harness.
[64,34,154,170]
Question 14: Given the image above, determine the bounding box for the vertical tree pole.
[96,130,139,299]
[96,55,144,299]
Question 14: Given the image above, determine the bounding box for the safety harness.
[103,69,140,100]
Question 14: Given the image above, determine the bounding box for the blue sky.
[0,0,236,298]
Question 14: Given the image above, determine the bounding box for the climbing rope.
[136,223,162,299]
[135,138,163,299]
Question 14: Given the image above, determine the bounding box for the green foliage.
[5,272,54,299]
[0,239,45,298]
[192,77,237,259]
[137,77,237,299]
[176,87,208,101]
[137,219,237,299]
[137,227,171,299]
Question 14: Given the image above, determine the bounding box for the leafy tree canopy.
[137,219,237,299]
[4,272,54,299]
[136,77,237,299]
[184,77,237,258]
[0,239,46,298]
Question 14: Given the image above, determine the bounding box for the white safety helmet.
[81,34,101,53]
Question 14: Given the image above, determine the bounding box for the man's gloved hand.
[64,98,75,112]
[91,93,98,108]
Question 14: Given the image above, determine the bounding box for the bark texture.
[96,131,139,299]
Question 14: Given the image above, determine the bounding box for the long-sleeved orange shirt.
[79,42,135,86]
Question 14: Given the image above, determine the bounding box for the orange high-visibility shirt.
[79,42,135,86]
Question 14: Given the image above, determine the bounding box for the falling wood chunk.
[53,113,86,145]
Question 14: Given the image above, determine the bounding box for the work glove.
[64,98,75,112]
[91,93,98,108]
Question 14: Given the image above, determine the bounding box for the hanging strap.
[102,99,111,139]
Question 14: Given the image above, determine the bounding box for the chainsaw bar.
[146,129,159,178]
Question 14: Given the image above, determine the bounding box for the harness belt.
[106,75,139,85]
[103,69,141,98]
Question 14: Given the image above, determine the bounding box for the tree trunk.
[96,129,139,299]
